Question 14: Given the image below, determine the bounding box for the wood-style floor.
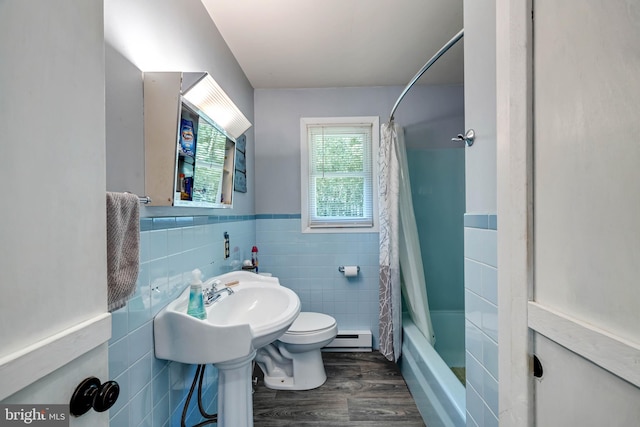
[252,352,426,426]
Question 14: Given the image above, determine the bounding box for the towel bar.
[124,191,152,204]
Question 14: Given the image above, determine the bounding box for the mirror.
[174,98,236,208]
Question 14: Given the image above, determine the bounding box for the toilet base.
[256,344,328,390]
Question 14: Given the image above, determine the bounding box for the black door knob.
[70,377,120,416]
[93,380,120,412]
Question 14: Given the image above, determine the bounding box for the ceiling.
[201,0,464,89]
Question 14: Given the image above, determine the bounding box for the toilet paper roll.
[343,266,359,277]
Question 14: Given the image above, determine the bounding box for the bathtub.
[400,313,466,427]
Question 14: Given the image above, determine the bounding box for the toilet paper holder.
[338,266,360,273]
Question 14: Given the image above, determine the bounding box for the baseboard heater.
[323,330,372,352]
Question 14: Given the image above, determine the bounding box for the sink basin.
[154,271,301,365]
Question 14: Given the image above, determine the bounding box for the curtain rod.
[389,29,464,123]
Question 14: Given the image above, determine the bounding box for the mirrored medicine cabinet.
[143,72,250,208]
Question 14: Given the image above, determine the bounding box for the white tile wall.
[464,218,498,427]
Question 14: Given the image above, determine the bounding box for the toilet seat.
[279,312,337,345]
[287,312,336,334]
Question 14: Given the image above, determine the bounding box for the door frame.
[496,0,534,425]
[496,1,640,426]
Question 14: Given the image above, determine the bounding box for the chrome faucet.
[203,280,234,306]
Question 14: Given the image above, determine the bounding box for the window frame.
[300,116,380,233]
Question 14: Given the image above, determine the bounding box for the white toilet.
[255,311,338,390]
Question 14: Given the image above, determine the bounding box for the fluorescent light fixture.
[182,73,252,140]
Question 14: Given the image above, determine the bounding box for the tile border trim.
[141,214,257,231]
[464,213,498,230]
[141,213,303,231]
[255,214,302,220]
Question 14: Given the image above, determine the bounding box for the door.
[531,0,640,424]
[0,1,111,425]
[498,0,640,425]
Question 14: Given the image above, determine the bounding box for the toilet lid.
[287,312,336,334]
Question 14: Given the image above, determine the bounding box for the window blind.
[307,124,374,228]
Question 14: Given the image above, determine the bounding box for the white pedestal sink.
[154,271,301,427]
[216,350,256,427]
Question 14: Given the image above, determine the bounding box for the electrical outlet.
[223,232,230,259]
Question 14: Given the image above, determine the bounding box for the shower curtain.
[379,122,436,362]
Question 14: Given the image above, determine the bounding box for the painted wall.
[464,0,497,214]
[104,1,256,425]
[464,0,498,426]
[1,0,106,359]
[254,85,464,214]
[104,0,255,216]
[0,1,109,423]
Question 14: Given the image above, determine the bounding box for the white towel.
[106,192,140,311]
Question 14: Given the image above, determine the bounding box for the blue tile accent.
[140,215,259,231]
[464,214,489,229]
[140,218,153,232]
[175,216,193,228]
[488,215,497,230]
[152,217,177,230]
[192,216,209,226]
[464,213,498,230]
[256,213,301,219]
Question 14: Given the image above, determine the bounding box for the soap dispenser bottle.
[187,268,207,320]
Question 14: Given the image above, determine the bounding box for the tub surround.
[406,147,465,313]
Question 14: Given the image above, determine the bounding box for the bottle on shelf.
[251,246,259,273]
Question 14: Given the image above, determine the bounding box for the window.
[301,117,379,232]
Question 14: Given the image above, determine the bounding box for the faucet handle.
[204,278,223,291]
[202,287,214,304]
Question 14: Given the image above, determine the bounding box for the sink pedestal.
[216,350,257,427]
